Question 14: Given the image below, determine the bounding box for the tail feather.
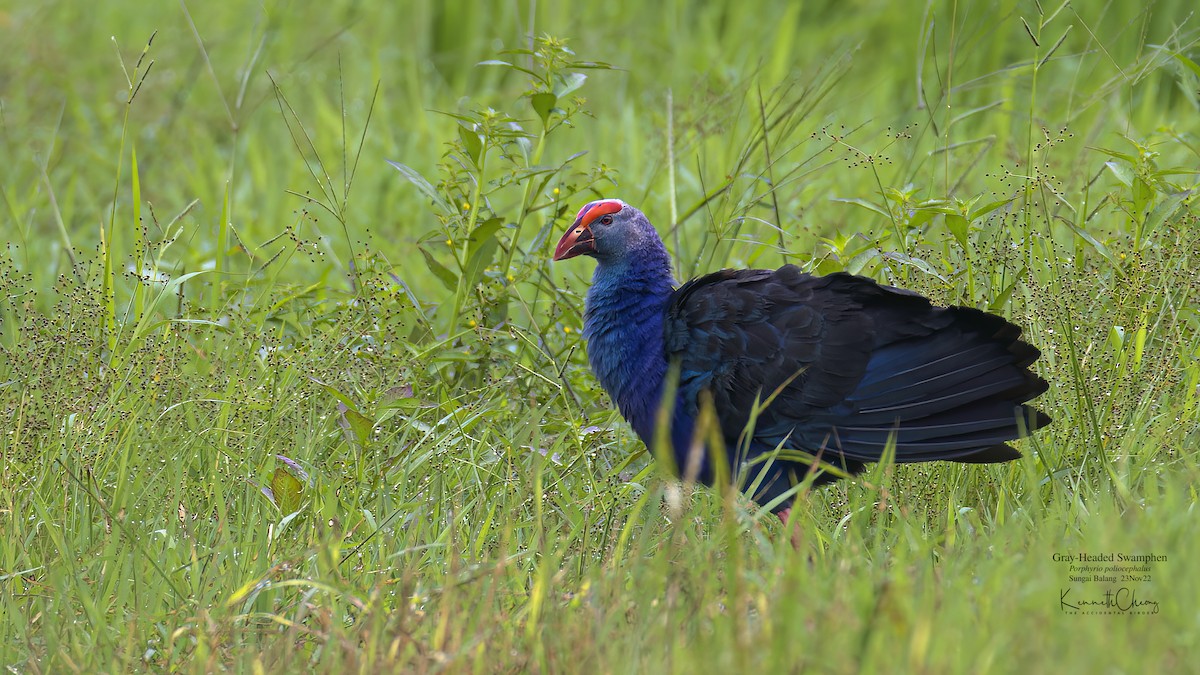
[853,344,1012,400]
[855,372,1028,418]
[837,402,1042,442]
[807,308,1050,465]
[954,444,1024,463]
[856,328,982,379]
[833,414,1039,459]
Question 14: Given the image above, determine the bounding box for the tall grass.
[1,0,1198,671]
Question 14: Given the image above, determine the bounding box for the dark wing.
[663,265,1049,501]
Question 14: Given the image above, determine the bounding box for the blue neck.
[583,248,676,443]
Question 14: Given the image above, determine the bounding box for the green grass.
[2,0,1199,671]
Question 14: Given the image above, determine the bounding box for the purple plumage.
[554,199,1051,513]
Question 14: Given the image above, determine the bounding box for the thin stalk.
[668,89,680,267]
[500,125,548,281]
[449,140,489,330]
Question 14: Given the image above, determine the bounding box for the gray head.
[552,199,664,266]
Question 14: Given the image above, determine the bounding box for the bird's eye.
[599,215,614,225]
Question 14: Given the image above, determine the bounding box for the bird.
[553,198,1051,519]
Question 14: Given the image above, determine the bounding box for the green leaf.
[531,92,557,127]
[1133,178,1154,215]
[1152,166,1200,177]
[1104,161,1134,187]
[554,72,587,98]
[831,197,892,219]
[945,214,969,248]
[1132,323,1147,370]
[463,217,505,290]
[815,256,845,275]
[419,246,458,291]
[338,402,373,448]
[987,275,1023,313]
[318,381,374,448]
[905,208,937,230]
[387,161,452,213]
[431,109,486,125]
[271,466,304,515]
[515,135,533,163]
[128,271,214,344]
[566,60,615,70]
[846,248,880,275]
[1172,52,1200,79]
[1064,220,1120,268]
[968,197,1015,221]
[458,125,483,167]
[1141,190,1191,241]
[475,58,540,79]
[1109,324,1127,349]
[316,381,358,410]
[1093,146,1136,163]
[882,251,946,281]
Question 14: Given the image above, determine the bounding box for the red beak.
[553,220,595,261]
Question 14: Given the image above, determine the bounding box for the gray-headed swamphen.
[554,198,1051,518]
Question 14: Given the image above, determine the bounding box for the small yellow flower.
[462,202,471,211]
[469,319,478,327]
[553,188,560,195]
[445,239,453,247]
[564,326,572,333]
[506,274,514,282]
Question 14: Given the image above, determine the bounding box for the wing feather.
[663,266,1049,505]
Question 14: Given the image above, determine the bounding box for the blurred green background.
[4,0,1195,296]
